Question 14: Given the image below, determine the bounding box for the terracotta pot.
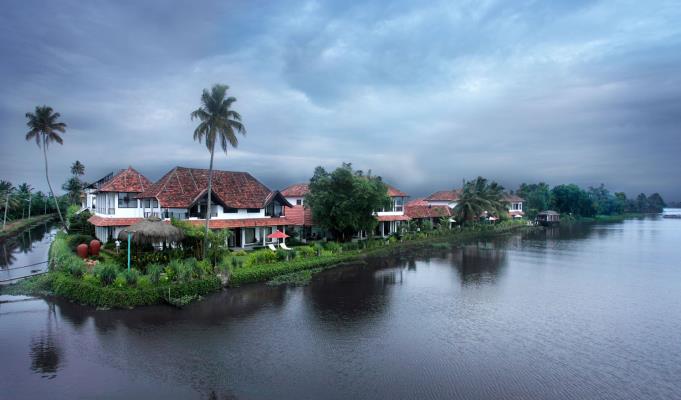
[76,243,89,259]
[89,240,101,256]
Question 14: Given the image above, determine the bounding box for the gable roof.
[405,204,452,219]
[425,189,462,202]
[281,183,309,197]
[504,193,524,202]
[386,184,407,197]
[137,166,284,209]
[97,167,151,193]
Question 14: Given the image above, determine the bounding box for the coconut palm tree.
[454,177,508,223]
[25,105,67,229]
[190,84,246,258]
[1,182,17,229]
[70,160,85,176]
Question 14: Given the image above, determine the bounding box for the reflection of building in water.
[449,241,508,285]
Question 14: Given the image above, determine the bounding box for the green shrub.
[146,263,163,284]
[65,234,95,251]
[195,260,212,278]
[123,269,140,286]
[137,276,152,289]
[65,261,86,278]
[94,262,118,286]
[166,259,183,281]
[295,246,316,258]
[342,242,359,251]
[323,242,341,253]
[233,249,248,257]
[230,254,357,285]
[114,274,127,288]
[83,273,100,286]
[245,249,278,267]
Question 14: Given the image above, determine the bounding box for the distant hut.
[536,210,560,226]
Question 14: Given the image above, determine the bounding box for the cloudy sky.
[1,0,680,200]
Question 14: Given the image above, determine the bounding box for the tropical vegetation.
[191,83,246,258]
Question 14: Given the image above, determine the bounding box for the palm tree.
[190,84,246,258]
[1,182,16,229]
[454,176,508,223]
[25,105,67,229]
[17,183,33,219]
[70,160,85,176]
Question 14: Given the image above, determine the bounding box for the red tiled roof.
[185,218,289,229]
[509,210,525,216]
[376,214,411,222]
[405,204,452,219]
[425,189,462,202]
[281,183,309,197]
[386,184,407,197]
[97,167,151,193]
[88,215,143,227]
[284,205,314,226]
[137,166,279,209]
[406,198,428,206]
[504,194,524,202]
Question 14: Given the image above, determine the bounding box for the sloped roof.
[504,193,524,202]
[406,198,428,206]
[281,183,309,197]
[425,189,462,202]
[88,215,143,227]
[283,205,314,226]
[137,166,281,209]
[97,167,151,193]
[405,204,452,219]
[386,184,407,197]
[376,214,411,222]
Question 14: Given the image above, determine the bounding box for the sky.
[1,0,680,201]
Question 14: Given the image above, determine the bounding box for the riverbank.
[0,213,56,239]
[1,221,534,309]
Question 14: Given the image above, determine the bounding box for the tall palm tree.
[1,182,17,229]
[454,176,508,223]
[70,160,85,176]
[190,84,246,258]
[17,183,33,219]
[25,105,67,229]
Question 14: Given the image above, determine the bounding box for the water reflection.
[29,304,62,379]
[449,241,508,285]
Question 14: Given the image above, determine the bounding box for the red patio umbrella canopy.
[267,229,289,239]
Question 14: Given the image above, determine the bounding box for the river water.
[0,220,58,283]
[1,214,680,399]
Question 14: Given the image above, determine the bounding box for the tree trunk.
[43,134,66,230]
[28,194,32,219]
[203,145,215,259]
[3,192,9,229]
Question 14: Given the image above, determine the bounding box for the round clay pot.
[76,243,89,259]
[89,240,101,256]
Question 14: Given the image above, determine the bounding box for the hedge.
[229,253,361,285]
[51,272,222,309]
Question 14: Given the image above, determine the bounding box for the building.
[89,166,293,248]
[280,182,410,239]
[375,185,410,237]
[87,167,152,242]
[80,171,113,211]
[504,194,524,218]
[424,190,462,208]
[536,210,560,226]
[404,198,452,227]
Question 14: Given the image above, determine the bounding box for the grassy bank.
[230,221,534,287]
[559,213,647,223]
[0,214,56,238]
[1,221,532,309]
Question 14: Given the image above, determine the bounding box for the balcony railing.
[144,211,160,218]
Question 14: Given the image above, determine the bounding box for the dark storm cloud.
[1,0,680,200]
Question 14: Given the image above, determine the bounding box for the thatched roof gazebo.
[118,217,185,245]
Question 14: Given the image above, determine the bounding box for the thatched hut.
[118,217,184,245]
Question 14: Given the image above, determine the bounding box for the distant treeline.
[516,183,666,219]
[667,201,681,209]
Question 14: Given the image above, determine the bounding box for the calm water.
[1,215,681,399]
[0,220,58,283]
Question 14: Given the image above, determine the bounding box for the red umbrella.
[267,229,289,239]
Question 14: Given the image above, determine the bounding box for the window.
[224,207,238,213]
[244,228,256,244]
[296,199,302,205]
[247,208,260,214]
[118,192,137,208]
[394,197,404,212]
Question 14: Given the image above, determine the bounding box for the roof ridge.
[187,168,199,191]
